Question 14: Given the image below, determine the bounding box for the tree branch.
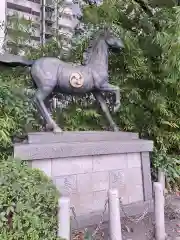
[133,0,160,31]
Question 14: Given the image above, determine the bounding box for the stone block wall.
[14,131,153,228]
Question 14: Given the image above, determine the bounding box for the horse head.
[104,29,124,52]
[82,28,124,65]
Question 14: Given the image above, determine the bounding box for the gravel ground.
[72,195,180,240]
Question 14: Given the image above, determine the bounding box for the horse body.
[31,57,107,94]
[31,38,110,94]
[0,29,124,132]
[58,64,94,93]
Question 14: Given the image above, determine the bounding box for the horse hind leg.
[34,86,62,133]
[93,92,119,132]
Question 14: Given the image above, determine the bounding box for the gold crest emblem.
[69,72,84,88]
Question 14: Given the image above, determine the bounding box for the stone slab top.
[27,131,139,144]
[14,137,153,161]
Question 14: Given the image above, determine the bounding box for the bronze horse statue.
[0,29,124,132]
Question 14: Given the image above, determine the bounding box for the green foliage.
[72,1,180,184]
[1,1,180,186]
[153,149,180,184]
[51,95,102,131]
[55,105,101,131]
[5,14,34,54]
[0,157,60,240]
[0,67,37,158]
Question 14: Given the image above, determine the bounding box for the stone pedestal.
[14,131,154,228]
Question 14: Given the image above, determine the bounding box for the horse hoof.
[53,127,63,133]
[114,106,119,113]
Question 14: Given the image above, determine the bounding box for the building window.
[32,11,40,16]
[7,2,40,16]
[28,0,41,3]
[31,35,40,41]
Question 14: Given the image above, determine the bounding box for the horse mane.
[82,29,107,65]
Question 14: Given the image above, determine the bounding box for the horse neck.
[87,40,108,71]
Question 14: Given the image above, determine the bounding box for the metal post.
[58,197,70,240]
[0,0,6,53]
[40,0,46,46]
[158,168,165,192]
[108,189,122,240]
[154,182,166,240]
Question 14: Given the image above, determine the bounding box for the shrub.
[0,157,60,240]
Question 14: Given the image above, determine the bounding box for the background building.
[0,0,6,53]
[2,0,176,54]
[0,0,81,53]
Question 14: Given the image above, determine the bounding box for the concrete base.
[14,131,153,228]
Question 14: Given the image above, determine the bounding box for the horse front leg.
[34,87,62,133]
[93,92,119,132]
[99,83,121,112]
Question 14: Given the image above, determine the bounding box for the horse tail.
[0,53,34,67]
